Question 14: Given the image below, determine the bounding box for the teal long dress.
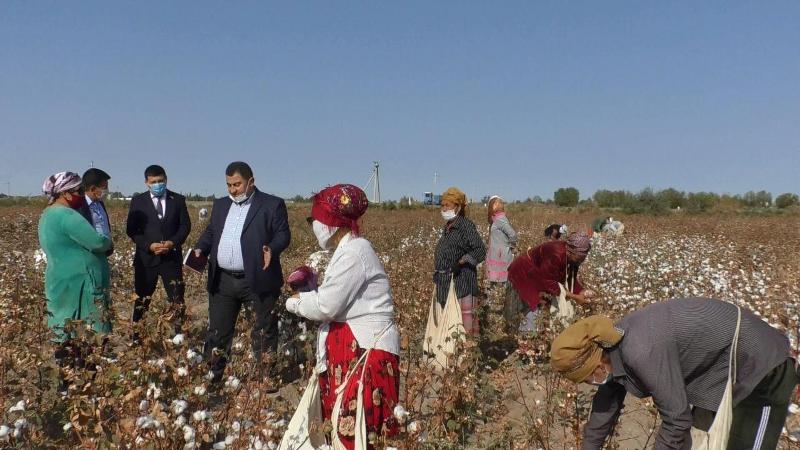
[38,205,112,340]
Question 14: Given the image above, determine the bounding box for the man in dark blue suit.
[79,168,113,255]
[194,161,291,382]
[126,165,191,331]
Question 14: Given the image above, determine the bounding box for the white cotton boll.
[231,421,241,433]
[789,403,800,415]
[225,376,241,390]
[186,349,203,365]
[267,442,278,450]
[192,410,209,422]
[157,428,166,439]
[183,425,196,441]
[172,400,189,416]
[139,400,149,411]
[213,442,226,449]
[147,382,162,399]
[8,400,25,413]
[194,386,207,396]
[393,405,409,423]
[63,422,73,431]
[172,334,185,345]
[0,425,10,438]
[135,436,145,446]
[184,443,196,450]
[177,367,189,377]
[225,434,235,445]
[174,415,186,428]
[136,416,154,428]
[407,421,421,433]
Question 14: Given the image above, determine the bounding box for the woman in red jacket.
[507,231,595,333]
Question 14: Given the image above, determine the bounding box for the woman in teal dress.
[38,172,112,341]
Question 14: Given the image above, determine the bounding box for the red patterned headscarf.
[310,184,369,235]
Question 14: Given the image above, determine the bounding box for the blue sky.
[1,1,798,200]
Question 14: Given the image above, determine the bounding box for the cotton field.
[1,204,799,449]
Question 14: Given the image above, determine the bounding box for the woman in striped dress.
[433,187,486,336]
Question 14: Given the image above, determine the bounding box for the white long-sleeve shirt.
[286,233,400,372]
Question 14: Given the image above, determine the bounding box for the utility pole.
[364,161,381,203]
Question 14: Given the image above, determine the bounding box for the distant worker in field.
[544,223,568,241]
[433,187,486,336]
[38,172,113,347]
[485,196,517,290]
[284,184,401,448]
[506,231,596,334]
[592,216,624,236]
[79,168,113,256]
[194,161,290,384]
[126,165,191,335]
[551,299,799,450]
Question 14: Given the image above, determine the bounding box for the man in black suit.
[80,168,113,255]
[194,161,291,382]
[126,165,191,331]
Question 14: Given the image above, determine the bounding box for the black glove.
[451,260,462,275]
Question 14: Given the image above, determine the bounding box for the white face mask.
[229,179,253,204]
[441,208,458,222]
[312,220,339,250]
[588,366,613,386]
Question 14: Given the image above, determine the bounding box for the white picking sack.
[423,279,465,370]
[550,282,576,327]
[691,305,741,450]
[279,370,326,450]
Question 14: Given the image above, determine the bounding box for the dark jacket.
[79,199,114,256]
[433,215,486,304]
[126,190,191,268]
[195,188,291,296]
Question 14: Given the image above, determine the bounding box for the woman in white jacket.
[285,184,400,449]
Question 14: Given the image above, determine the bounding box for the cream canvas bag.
[691,305,741,450]
[422,279,465,370]
[550,282,576,327]
[278,369,325,450]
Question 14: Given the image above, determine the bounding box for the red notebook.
[183,250,208,274]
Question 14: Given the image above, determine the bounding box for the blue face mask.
[149,182,167,197]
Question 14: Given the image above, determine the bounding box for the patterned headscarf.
[310,184,369,235]
[42,172,82,204]
[566,231,592,262]
[550,315,623,383]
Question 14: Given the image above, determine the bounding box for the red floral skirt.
[319,322,400,449]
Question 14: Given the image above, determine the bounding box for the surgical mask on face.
[149,182,167,198]
[441,208,458,222]
[312,220,339,250]
[66,192,85,209]
[588,367,613,386]
[230,179,253,204]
